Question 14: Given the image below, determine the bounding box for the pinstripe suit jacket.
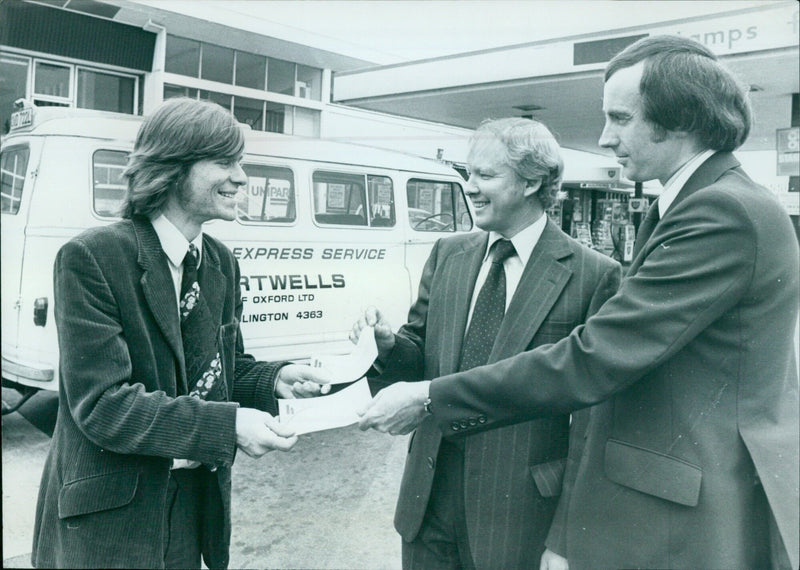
[32,217,284,569]
[376,219,621,569]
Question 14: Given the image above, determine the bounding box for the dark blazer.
[429,153,800,569]
[377,220,621,569]
[32,217,284,569]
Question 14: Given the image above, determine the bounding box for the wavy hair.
[605,35,751,151]
[468,117,564,209]
[120,98,245,219]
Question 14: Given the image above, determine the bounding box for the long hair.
[468,117,564,209]
[120,98,245,219]
[605,35,751,151]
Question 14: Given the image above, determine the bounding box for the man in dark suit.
[31,98,329,569]
[358,36,799,569]
[351,118,621,569]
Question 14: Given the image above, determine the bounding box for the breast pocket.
[534,321,577,344]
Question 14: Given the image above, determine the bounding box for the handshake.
[236,306,429,457]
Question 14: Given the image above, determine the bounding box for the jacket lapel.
[199,236,226,328]
[669,151,740,213]
[628,152,740,276]
[134,217,186,389]
[492,220,573,360]
[439,233,487,375]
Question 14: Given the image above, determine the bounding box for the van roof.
[245,131,458,175]
[3,106,459,176]
[4,106,143,142]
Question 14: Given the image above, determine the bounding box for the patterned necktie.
[179,243,222,399]
[459,239,516,371]
[632,199,660,258]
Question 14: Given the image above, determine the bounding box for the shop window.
[296,65,322,100]
[235,52,266,90]
[265,101,288,134]
[239,164,295,223]
[92,150,128,218]
[312,171,367,226]
[165,36,200,77]
[267,57,295,96]
[201,44,234,84]
[263,104,319,136]
[77,69,135,113]
[1,54,30,134]
[234,96,264,130]
[407,179,472,232]
[34,61,71,101]
[1,146,30,215]
[164,84,199,100]
[200,90,232,110]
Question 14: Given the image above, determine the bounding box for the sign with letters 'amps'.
[776,127,800,177]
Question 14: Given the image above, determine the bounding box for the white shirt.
[150,214,204,311]
[466,214,548,328]
[658,149,716,218]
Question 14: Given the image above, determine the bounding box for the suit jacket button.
[469,418,477,426]
[459,420,468,429]
[451,422,460,431]
[427,456,435,469]
[478,415,487,424]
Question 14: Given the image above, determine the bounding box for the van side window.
[407,179,473,232]
[312,171,396,228]
[93,150,128,218]
[312,171,366,226]
[240,164,296,223]
[1,146,29,215]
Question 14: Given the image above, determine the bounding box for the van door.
[1,141,37,383]
[403,176,473,299]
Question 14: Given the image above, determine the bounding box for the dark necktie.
[632,199,660,258]
[180,243,223,400]
[459,239,516,371]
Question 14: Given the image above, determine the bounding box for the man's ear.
[523,179,542,197]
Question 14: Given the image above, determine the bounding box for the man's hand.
[235,408,297,457]
[350,306,395,360]
[540,548,569,570]
[275,364,333,398]
[357,381,430,435]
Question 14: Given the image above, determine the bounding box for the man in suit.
[351,117,621,569]
[358,36,799,569]
[32,98,329,569]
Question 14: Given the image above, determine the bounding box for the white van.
[1,105,475,402]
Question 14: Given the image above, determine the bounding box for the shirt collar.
[485,213,547,267]
[658,149,716,218]
[150,213,203,268]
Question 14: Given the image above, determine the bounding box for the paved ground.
[2,387,407,569]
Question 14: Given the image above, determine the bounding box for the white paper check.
[310,325,378,384]
[278,377,372,435]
